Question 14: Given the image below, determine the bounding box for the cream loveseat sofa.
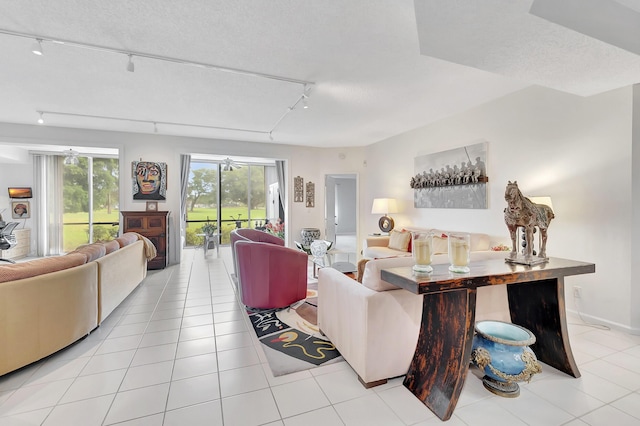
[363,228,494,259]
[318,234,509,387]
[0,232,155,376]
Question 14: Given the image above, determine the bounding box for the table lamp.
[528,196,553,212]
[371,198,398,233]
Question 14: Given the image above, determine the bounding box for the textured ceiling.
[0,0,638,149]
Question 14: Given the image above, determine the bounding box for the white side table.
[196,233,219,257]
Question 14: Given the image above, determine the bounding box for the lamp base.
[378,215,394,233]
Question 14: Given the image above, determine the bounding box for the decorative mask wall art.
[132,161,167,201]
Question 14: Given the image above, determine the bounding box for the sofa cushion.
[73,243,107,262]
[388,230,411,252]
[0,252,87,283]
[102,240,120,254]
[116,232,139,247]
[432,234,449,254]
[361,256,416,291]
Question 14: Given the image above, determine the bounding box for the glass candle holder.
[448,233,471,273]
[412,232,433,273]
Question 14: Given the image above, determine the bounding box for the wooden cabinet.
[0,228,31,260]
[121,211,169,269]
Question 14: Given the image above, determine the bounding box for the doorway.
[324,174,357,253]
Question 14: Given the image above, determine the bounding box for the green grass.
[186,207,267,245]
[61,206,269,251]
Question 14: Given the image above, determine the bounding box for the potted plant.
[201,217,217,236]
[265,218,285,239]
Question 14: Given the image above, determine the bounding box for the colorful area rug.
[246,282,343,376]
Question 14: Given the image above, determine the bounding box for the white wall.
[363,86,635,332]
[632,84,640,332]
[0,123,365,265]
[0,160,36,254]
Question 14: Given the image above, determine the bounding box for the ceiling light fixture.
[266,83,314,135]
[36,111,44,124]
[153,122,158,133]
[63,148,80,165]
[31,38,43,55]
[126,54,135,72]
[222,157,242,172]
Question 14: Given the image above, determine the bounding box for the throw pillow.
[102,239,121,254]
[388,229,411,252]
[401,228,413,252]
[116,232,139,247]
[432,234,449,254]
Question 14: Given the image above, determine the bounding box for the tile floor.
[1,246,640,425]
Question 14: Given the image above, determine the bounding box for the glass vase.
[412,232,433,273]
[448,233,470,273]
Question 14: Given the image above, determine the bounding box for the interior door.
[324,173,357,250]
[324,175,337,243]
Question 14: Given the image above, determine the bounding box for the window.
[186,159,276,245]
[62,156,119,251]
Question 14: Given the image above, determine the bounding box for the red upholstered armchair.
[232,230,308,309]
[230,228,284,284]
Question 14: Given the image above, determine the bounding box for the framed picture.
[306,182,315,208]
[132,161,167,200]
[294,176,304,202]
[411,141,489,209]
[146,201,158,211]
[11,201,30,219]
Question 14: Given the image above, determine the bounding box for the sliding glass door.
[186,160,275,245]
[62,156,119,252]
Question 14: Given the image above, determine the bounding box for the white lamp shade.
[371,198,398,214]
[529,196,554,211]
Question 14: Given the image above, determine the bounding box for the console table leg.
[507,277,580,377]
[403,288,477,421]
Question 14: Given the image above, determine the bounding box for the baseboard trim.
[566,309,640,335]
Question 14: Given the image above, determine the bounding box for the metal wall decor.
[306,182,315,208]
[132,160,167,201]
[411,141,488,209]
[294,176,304,202]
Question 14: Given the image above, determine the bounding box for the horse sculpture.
[504,181,555,262]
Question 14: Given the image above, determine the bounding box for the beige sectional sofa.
[0,232,155,377]
[319,229,510,387]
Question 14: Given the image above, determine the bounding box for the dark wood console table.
[380,257,595,421]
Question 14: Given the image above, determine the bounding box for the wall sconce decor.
[294,176,304,202]
[306,182,315,208]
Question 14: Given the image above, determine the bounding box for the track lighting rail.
[0,28,314,87]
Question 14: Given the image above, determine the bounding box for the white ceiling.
[0,0,638,149]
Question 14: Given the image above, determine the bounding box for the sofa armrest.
[318,267,422,384]
[95,240,147,323]
[364,235,390,249]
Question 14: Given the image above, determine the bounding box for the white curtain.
[179,154,191,247]
[275,160,285,222]
[33,154,64,255]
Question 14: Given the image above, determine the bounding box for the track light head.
[126,54,134,72]
[31,38,43,56]
[302,94,309,109]
[37,111,44,125]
